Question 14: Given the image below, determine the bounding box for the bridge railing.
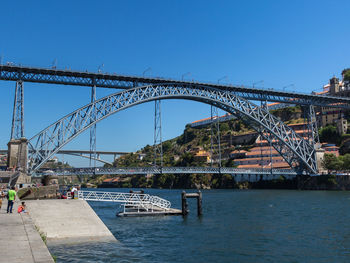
[38,166,298,176]
[77,190,171,210]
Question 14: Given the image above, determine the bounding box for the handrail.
[77,190,171,210]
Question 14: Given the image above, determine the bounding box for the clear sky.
[1,0,349,166]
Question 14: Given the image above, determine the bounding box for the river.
[49,189,350,262]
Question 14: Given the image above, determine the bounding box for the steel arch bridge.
[27,83,318,175]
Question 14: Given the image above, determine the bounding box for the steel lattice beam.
[1,64,349,109]
[10,81,24,139]
[37,167,298,177]
[27,84,318,175]
[154,100,163,166]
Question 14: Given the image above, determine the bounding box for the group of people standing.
[0,186,27,214]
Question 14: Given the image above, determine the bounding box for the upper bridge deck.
[1,64,349,109]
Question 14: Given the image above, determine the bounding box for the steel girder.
[27,84,318,175]
[1,65,350,109]
[154,100,163,166]
[61,153,113,166]
[38,167,298,177]
[10,81,25,139]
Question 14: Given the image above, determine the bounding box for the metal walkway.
[77,190,171,211]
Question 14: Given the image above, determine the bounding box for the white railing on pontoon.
[77,190,171,210]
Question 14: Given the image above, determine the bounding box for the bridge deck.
[1,64,349,108]
[40,167,298,177]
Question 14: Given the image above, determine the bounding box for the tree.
[322,154,337,171]
[322,154,343,171]
[343,69,350,82]
[340,154,350,171]
[319,125,339,144]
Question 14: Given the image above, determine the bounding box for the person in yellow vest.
[7,186,16,213]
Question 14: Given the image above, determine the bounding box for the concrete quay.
[25,199,117,244]
[0,201,54,263]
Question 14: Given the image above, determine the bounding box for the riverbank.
[96,174,350,190]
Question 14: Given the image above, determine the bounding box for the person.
[7,186,16,213]
[17,201,28,213]
[71,186,77,199]
[0,189,4,210]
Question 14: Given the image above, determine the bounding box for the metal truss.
[61,152,113,166]
[154,100,163,166]
[210,106,221,167]
[306,105,319,146]
[90,85,97,167]
[1,64,349,109]
[39,167,297,177]
[10,81,24,139]
[27,84,318,175]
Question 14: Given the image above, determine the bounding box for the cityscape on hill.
[88,68,350,189]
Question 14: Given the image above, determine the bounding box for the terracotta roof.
[237,164,262,169]
[246,150,279,156]
[235,156,285,162]
[231,150,248,154]
[103,178,113,183]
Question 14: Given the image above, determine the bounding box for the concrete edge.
[20,213,55,263]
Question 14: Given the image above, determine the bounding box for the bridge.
[1,63,349,181]
[0,149,128,166]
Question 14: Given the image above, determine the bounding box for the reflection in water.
[49,189,350,263]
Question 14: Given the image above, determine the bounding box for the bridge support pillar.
[7,138,28,173]
[7,138,31,185]
[181,191,202,217]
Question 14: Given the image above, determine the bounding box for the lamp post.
[218,76,228,84]
[143,67,152,77]
[98,64,104,73]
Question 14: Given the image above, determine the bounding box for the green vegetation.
[35,225,47,244]
[322,153,350,171]
[270,106,302,122]
[343,68,350,82]
[112,120,253,170]
[319,125,340,144]
[102,173,236,189]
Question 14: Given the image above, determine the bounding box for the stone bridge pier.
[7,137,31,185]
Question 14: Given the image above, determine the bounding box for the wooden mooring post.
[181,190,202,216]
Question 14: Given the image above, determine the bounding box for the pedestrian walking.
[7,186,16,213]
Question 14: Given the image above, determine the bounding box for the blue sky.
[1,0,349,166]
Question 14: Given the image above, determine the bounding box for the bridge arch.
[28,84,317,174]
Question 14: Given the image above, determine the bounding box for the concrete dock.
[25,199,117,244]
[0,202,54,263]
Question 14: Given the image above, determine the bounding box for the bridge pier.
[181,191,202,216]
[7,138,28,172]
[7,138,31,185]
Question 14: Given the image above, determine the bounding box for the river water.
[49,189,350,263]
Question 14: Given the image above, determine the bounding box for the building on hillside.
[315,72,349,134]
[323,144,340,157]
[231,123,338,170]
[191,147,211,163]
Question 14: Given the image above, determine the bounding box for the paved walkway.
[0,200,54,263]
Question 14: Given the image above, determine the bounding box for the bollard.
[181,191,188,216]
[197,190,202,216]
